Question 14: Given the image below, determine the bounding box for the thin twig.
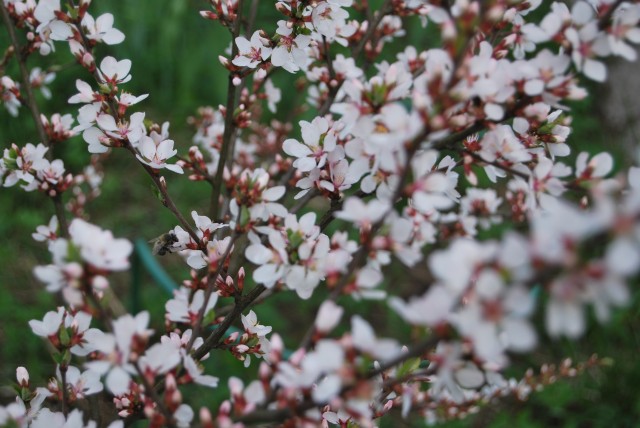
[193,284,266,360]
[134,364,177,428]
[0,45,15,73]
[290,189,319,215]
[210,0,245,219]
[234,335,439,425]
[52,194,70,239]
[245,0,259,37]
[322,36,335,81]
[124,146,203,249]
[186,214,243,353]
[65,1,201,249]
[60,364,69,417]
[0,3,47,145]
[1,3,70,238]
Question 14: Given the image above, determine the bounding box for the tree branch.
[210,0,245,219]
[234,335,439,425]
[193,283,266,361]
[1,2,70,238]
[186,217,243,353]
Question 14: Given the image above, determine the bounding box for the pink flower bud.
[270,333,283,354]
[228,377,243,395]
[259,362,270,379]
[314,301,344,334]
[235,344,249,353]
[16,367,29,386]
[218,56,230,67]
[200,10,218,20]
[219,400,231,415]
[237,267,245,291]
[92,275,109,290]
[171,388,182,405]
[199,407,213,428]
[63,262,83,279]
[82,53,94,68]
[166,373,177,391]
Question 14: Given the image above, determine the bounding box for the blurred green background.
[1,1,639,426]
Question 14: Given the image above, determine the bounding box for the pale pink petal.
[283,139,313,157]
[262,186,285,201]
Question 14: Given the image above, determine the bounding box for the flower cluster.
[2,0,640,427]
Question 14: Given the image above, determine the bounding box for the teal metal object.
[132,238,179,312]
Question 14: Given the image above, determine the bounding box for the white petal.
[106,367,130,395]
[583,59,606,82]
[103,29,125,45]
[455,365,485,389]
[606,238,640,276]
[524,79,544,95]
[283,139,313,157]
[246,244,272,265]
[294,157,316,172]
[502,318,537,351]
[262,186,285,201]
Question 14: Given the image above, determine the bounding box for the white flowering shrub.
[1,0,640,426]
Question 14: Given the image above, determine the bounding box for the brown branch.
[0,3,47,145]
[51,194,70,239]
[59,364,69,417]
[192,283,266,361]
[290,189,319,214]
[245,0,259,37]
[64,2,202,249]
[322,36,335,81]
[134,364,177,428]
[210,0,245,219]
[234,335,439,425]
[124,146,203,249]
[186,216,243,353]
[0,45,15,73]
[1,3,70,238]
[462,150,529,180]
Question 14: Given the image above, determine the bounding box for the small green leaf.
[61,349,72,366]
[397,357,421,378]
[151,184,164,203]
[203,309,216,327]
[98,83,112,94]
[240,205,251,227]
[59,326,70,347]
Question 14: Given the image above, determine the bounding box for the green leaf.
[151,184,164,203]
[397,357,421,378]
[59,326,70,347]
[240,205,251,228]
[203,309,216,327]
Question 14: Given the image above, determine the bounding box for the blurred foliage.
[0,1,638,426]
